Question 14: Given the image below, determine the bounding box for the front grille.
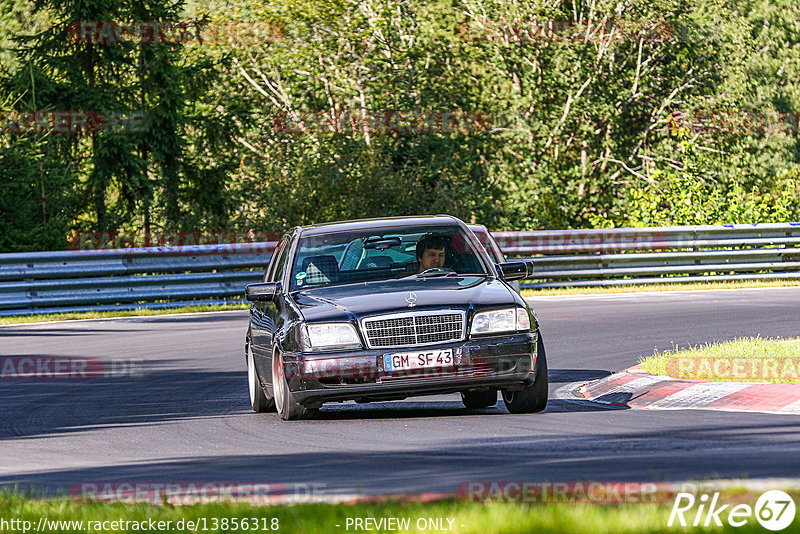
[362,311,465,348]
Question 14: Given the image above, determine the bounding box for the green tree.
[223,0,762,231]
[2,0,241,250]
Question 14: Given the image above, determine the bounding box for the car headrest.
[364,256,393,268]
[301,255,339,284]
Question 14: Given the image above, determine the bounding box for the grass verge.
[0,303,250,326]
[522,279,800,297]
[639,337,800,383]
[3,490,798,533]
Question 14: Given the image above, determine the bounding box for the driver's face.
[419,247,446,271]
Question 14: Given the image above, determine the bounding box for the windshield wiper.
[401,271,487,280]
[417,271,459,278]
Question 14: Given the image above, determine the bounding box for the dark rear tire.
[272,348,310,421]
[461,390,497,408]
[247,338,274,413]
[502,331,548,414]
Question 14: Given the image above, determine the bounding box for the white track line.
[647,382,751,409]
[0,309,247,328]
[525,285,800,301]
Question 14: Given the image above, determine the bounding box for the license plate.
[382,349,454,372]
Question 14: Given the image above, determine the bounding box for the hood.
[292,276,520,323]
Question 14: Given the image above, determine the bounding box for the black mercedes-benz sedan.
[244,215,546,420]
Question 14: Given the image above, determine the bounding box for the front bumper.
[281,331,538,406]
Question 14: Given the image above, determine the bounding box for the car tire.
[502,331,548,414]
[461,390,497,408]
[272,347,309,421]
[247,337,275,413]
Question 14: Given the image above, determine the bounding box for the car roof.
[297,215,465,237]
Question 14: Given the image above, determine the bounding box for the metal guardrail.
[0,243,274,316]
[512,223,800,288]
[0,223,798,315]
[493,223,800,254]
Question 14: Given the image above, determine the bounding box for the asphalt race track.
[1,287,799,498]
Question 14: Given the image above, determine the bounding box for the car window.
[473,228,505,263]
[488,239,505,263]
[262,239,283,282]
[265,237,290,283]
[290,225,490,291]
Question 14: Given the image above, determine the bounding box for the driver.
[416,234,448,272]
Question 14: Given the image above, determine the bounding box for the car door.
[251,234,291,386]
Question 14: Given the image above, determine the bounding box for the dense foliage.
[1,0,798,251]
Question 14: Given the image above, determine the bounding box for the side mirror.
[499,261,534,281]
[245,282,279,302]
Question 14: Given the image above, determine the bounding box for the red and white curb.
[578,365,800,415]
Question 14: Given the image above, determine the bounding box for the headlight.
[302,323,361,350]
[470,307,531,335]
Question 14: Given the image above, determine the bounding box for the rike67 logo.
[669,490,796,531]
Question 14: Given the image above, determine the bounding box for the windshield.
[289,224,491,291]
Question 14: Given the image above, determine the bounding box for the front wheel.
[502,331,548,414]
[272,348,310,421]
